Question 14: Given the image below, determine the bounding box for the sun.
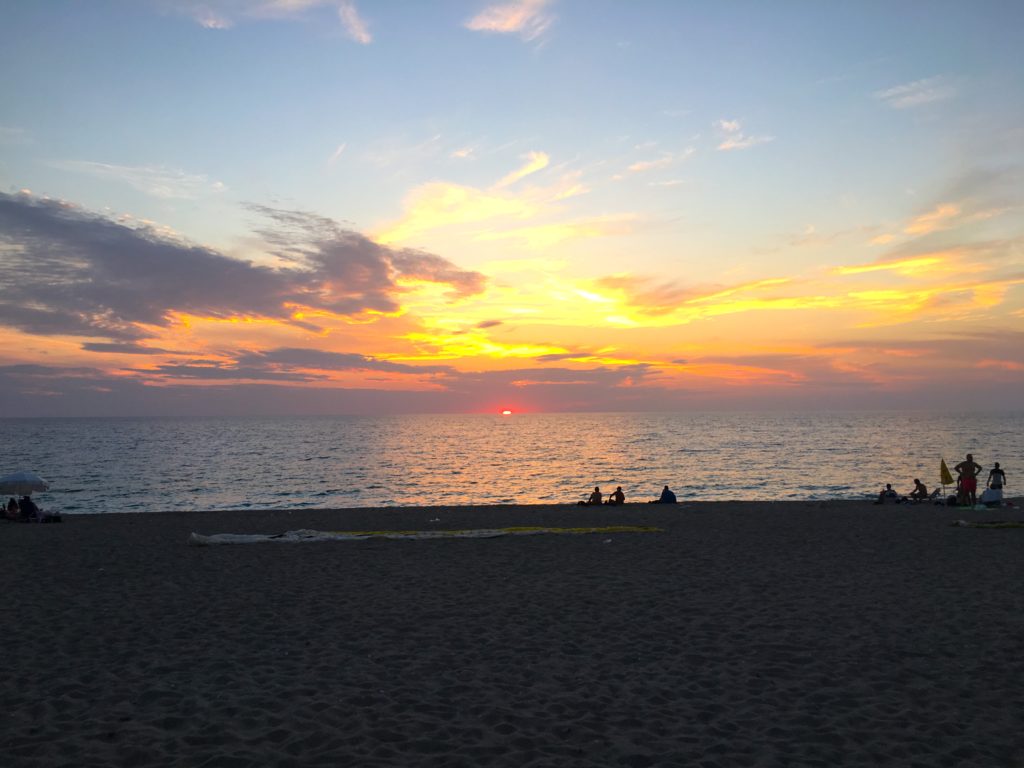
[501,409,513,416]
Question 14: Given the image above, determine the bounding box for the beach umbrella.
[0,470,50,496]
[939,458,954,496]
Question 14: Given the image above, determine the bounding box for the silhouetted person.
[5,497,18,520]
[19,495,38,521]
[988,462,1006,491]
[954,454,983,506]
[875,484,898,504]
[652,485,677,504]
[578,487,603,506]
[606,486,625,506]
[909,479,928,501]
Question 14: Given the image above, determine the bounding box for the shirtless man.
[954,454,983,507]
[909,478,929,501]
[586,487,603,505]
[606,486,625,506]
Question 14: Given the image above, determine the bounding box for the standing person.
[954,454,984,507]
[988,462,1006,492]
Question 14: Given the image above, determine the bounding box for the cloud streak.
[48,160,225,199]
[874,76,955,109]
[165,0,372,39]
[715,119,773,151]
[464,0,554,41]
[495,151,550,188]
[337,0,371,43]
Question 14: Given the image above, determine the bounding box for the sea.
[1,412,1020,515]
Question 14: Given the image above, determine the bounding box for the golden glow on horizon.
[6,181,1020,408]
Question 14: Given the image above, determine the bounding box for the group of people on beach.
[876,453,1008,507]
[4,496,61,523]
[578,485,677,506]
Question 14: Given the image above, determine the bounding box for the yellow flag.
[940,458,954,486]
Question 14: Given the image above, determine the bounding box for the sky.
[1,0,1022,416]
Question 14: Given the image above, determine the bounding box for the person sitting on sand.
[652,485,677,504]
[578,487,603,506]
[606,486,625,506]
[874,484,899,504]
[909,479,929,501]
[18,495,38,521]
[5,497,18,520]
[954,454,983,507]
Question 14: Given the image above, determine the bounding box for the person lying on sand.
[606,486,625,506]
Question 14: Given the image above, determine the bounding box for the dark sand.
[4,500,1024,767]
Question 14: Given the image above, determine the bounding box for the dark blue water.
[0,412,1019,514]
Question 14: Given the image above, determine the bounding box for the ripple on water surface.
[0,412,1020,514]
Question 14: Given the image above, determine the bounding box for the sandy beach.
[3,500,1024,767]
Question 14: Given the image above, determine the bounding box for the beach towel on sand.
[188,525,661,546]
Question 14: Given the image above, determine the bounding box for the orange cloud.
[904,203,960,235]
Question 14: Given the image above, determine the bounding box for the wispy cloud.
[464,0,554,41]
[48,160,225,199]
[451,147,475,159]
[337,0,371,44]
[874,76,955,109]
[193,7,233,28]
[164,0,371,40]
[715,119,773,151]
[0,126,31,145]
[375,155,600,245]
[362,133,442,168]
[904,203,960,235]
[376,183,535,244]
[495,151,550,188]
[627,147,695,173]
[327,142,347,167]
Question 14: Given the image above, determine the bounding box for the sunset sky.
[1,0,1022,416]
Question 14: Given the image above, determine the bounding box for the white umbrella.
[0,470,51,496]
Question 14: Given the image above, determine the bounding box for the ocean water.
[0,412,1020,514]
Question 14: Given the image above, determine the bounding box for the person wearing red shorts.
[955,453,983,506]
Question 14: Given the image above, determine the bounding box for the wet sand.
[3,500,1024,767]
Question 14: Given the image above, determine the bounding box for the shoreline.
[4,500,1024,766]
[54,495,1018,519]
